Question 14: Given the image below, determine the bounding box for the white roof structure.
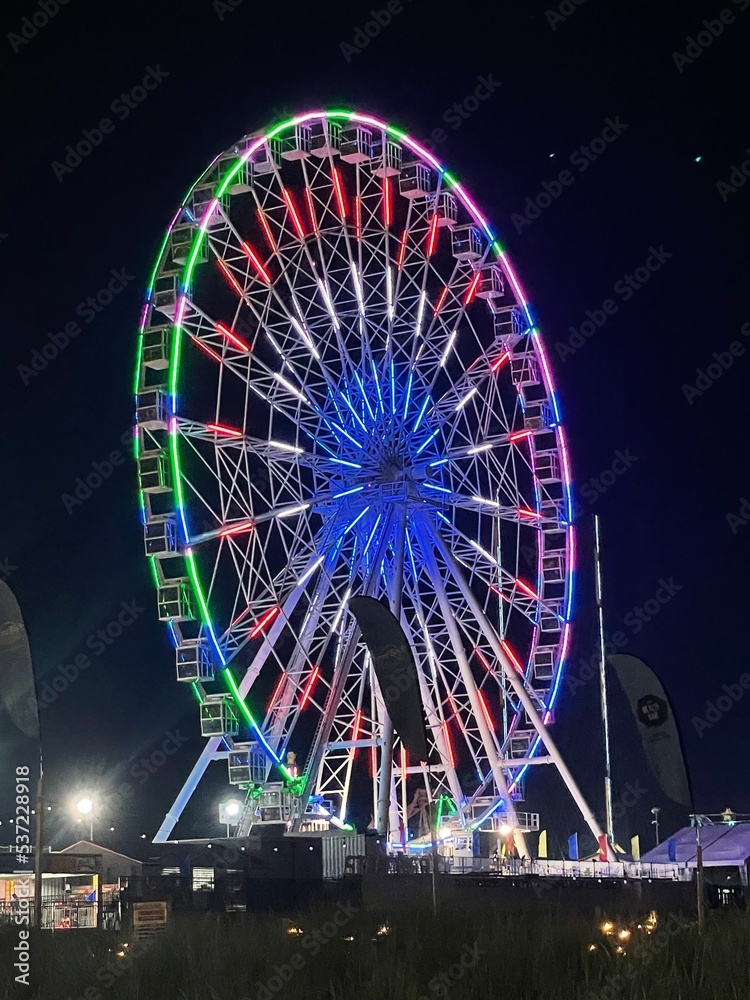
[642,824,750,868]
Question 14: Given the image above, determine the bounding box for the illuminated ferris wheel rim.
[135,107,581,840]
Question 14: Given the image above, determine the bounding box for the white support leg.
[422,513,614,860]
[413,518,529,858]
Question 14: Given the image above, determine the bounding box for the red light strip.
[206,422,243,438]
[190,335,223,365]
[400,745,408,773]
[383,177,392,227]
[299,665,320,710]
[351,709,362,743]
[216,257,245,298]
[478,690,495,730]
[304,187,319,237]
[442,721,455,768]
[267,672,287,712]
[215,321,250,352]
[218,520,254,538]
[473,647,493,674]
[282,188,305,240]
[464,271,481,305]
[397,229,409,269]
[434,285,449,316]
[229,606,252,629]
[257,208,277,254]
[490,352,510,373]
[331,167,347,218]
[425,214,440,257]
[517,506,539,519]
[354,195,362,242]
[241,242,271,284]
[500,639,524,674]
[515,577,539,599]
[249,605,281,638]
[509,429,533,443]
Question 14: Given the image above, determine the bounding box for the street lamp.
[71,795,96,841]
[651,806,661,847]
[219,799,242,837]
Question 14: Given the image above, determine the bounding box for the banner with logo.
[609,654,691,807]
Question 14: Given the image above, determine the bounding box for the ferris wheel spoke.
[401,534,489,780]
[410,515,529,854]
[261,153,360,380]
[208,214,348,412]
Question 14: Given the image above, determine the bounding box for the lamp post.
[72,796,96,841]
[219,800,241,837]
[651,806,661,847]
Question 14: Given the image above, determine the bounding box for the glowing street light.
[219,799,242,836]
[71,795,97,840]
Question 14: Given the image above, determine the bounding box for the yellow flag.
[630,835,640,861]
[538,830,547,859]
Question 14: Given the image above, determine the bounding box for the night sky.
[2,0,749,857]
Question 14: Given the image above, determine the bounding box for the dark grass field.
[4,906,750,999]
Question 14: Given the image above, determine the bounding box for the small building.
[59,841,142,883]
[0,841,142,929]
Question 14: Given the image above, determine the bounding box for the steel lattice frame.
[134,109,607,852]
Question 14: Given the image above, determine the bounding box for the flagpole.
[694,815,705,936]
[33,761,43,929]
[594,515,615,847]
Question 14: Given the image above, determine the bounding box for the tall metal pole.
[695,817,705,935]
[594,515,614,847]
[33,764,44,929]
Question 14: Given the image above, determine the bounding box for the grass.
[5,904,750,999]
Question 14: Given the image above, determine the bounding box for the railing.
[0,900,99,928]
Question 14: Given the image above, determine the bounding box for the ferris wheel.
[135,109,607,852]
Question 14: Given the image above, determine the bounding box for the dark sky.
[2,0,749,857]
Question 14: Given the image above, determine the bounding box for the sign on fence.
[132,900,168,939]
